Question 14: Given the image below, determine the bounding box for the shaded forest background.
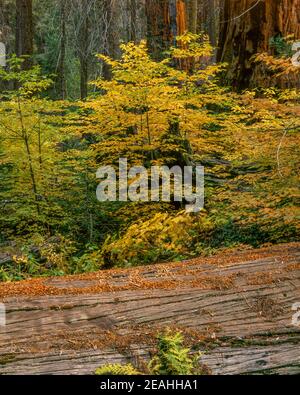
[2,0,300,97]
[0,0,299,281]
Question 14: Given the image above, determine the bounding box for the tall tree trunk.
[0,1,10,89]
[15,0,33,69]
[0,0,14,52]
[196,0,219,63]
[145,0,171,59]
[102,0,119,80]
[175,0,187,35]
[17,96,41,215]
[79,0,89,99]
[186,0,198,33]
[217,0,300,89]
[206,0,217,46]
[58,0,67,99]
[146,0,188,59]
[128,0,137,42]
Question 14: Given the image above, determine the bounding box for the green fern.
[95,330,203,376]
[148,330,201,375]
[269,35,293,58]
[95,363,142,376]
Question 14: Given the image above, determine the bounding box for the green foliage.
[0,59,106,251]
[87,36,222,169]
[95,330,203,376]
[0,37,299,281]
[95,364,142,376]
[0,235,75,281]
[70,245,103,273]
[101,212,214,268]
[149,330,202,375]
[269,35,293,58]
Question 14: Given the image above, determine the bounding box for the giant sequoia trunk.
[145,0,220,70]
[218,0,300,89]
[15,0,33,69]
[145,0,220,59]
[146,0,189,58]
[145,0,172,58]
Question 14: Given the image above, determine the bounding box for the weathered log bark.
[0,243,299,375]
[217,0,300,89]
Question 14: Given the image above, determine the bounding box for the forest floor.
[0,242,299,375]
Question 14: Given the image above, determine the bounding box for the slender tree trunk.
[0,1,9,89]
[37,118,43,170]
[0,0,13,52]
[217,0,300,89]
[102,0,119,80]
[186,0,198,33]
[129,0,137,42]
[79,0,89,99]
[206,0,217,46]
[102,0,112,80]
[58,0,67,99]
[15,0,33,69]
[17,96,40,215]
[80,56,88,100]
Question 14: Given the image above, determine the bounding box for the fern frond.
[95,363,142,376]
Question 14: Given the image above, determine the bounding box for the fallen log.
[0,243,299,375]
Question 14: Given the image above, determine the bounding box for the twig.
[276,123,298,178]
[220,0,262,24]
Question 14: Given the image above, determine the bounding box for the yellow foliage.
[102,211,213,267]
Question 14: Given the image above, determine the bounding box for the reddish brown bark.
[218,0,300,89]
[145,0,172,58]
[146,0,190,58]
[176,0,187,35]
